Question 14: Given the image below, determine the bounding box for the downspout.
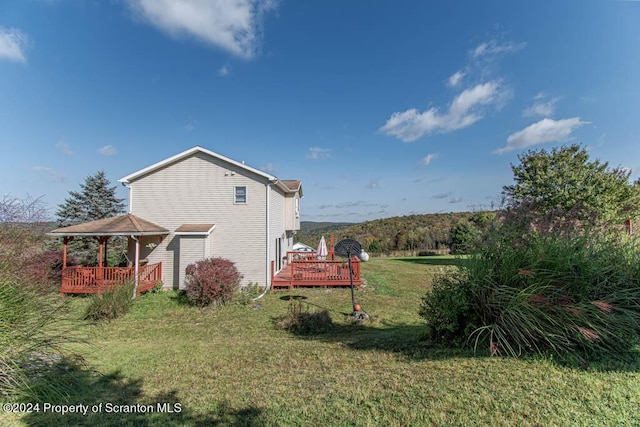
[121,181,132,213]
[122,181,139,299]
[254,180,275,301]
[131,235,140,299]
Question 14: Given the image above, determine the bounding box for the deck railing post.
[271,260,275,284]
[290,261,294,287]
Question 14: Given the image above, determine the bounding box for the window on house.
[234,186,247,204]
[295,198,300,218]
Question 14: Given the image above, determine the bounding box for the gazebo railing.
[60,262,162,295]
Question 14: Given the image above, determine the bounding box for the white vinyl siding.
[269,186,287,274]
[178,236,205,287]
[127,151,268,289]
[284,193,301,231]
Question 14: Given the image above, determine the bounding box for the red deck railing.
[271,252,362,290]
[60,262,162,296]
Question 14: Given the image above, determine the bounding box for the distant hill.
[2,221,57,233]
[300,221,355,234]
[297,211,495,253]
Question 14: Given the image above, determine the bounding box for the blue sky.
[1,0,639,222]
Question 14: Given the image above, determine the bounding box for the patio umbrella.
[316,235,328,260]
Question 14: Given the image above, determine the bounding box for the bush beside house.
[185,258,243,306]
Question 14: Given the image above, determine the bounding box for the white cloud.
[366,179,379,190]
[523,93,560,118]
[56,140,73,155]
[184,118,197,131]
[306,146,331,160]
[420,153,438,167]
[0,27,27,63]
[261,162,278,173]
[218,64,230,76]
[472,39,526,58]
[496,117,589,154]
[32,166,65,183]
[448,70,465,87]
[126,0,277,59]
[382,35,523,143]
[432,192,451,199]
[318,200,380,210]
[99,145,117,156]
[449,197,462,204]
[380,81,505,142]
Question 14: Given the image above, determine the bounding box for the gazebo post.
[104,237,108,266]
[62,236,72,269]
[132,235,140,299]
[98,238,103,268]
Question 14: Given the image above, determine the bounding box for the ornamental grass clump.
[420,228,640,361]
[0,222,80,401]
[185,257,242,307]
[274,300,334,335]
[84,281,135,322]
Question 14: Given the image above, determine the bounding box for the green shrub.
[185,258,242,307]
[235,282,262,306]
[275,300,334,335]
[450,220,481,254]
[84,282,134,322]
[419,270,475,344]
[420,228,640,361]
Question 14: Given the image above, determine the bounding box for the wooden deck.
[271,252,362,290]
[60,262,162,296]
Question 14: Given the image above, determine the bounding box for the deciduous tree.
[502,145,639,229]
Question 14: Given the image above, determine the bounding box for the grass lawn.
[9,256,640,426]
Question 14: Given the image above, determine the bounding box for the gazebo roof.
[48,214,170,237]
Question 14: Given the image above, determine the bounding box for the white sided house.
[118,146,303,290]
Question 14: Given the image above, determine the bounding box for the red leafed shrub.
[22,250,74,289]
[184,257,243,306]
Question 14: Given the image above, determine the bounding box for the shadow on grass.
[167,290,192,306]
[392,257,469,267]
[274,299,640,371]
[322,322,480,361]
[292,320,640,370]
[272,301,479,362]
[279,295,308,301]
[21,358,265,426]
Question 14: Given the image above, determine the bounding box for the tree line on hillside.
[299,145,640,256]
[297,211,497,255]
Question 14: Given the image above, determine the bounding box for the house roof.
[48,214,170,237]
[174,224,216,235]
[118,146,302,196]
[281,180,304,197]
[119,146,276,184]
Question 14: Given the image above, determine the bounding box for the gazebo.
[48,214,169,297]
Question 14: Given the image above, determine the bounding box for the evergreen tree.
[450,221,481,254]
[56,171,125,226]
[368,239,382,253]
[56,171,126,265]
